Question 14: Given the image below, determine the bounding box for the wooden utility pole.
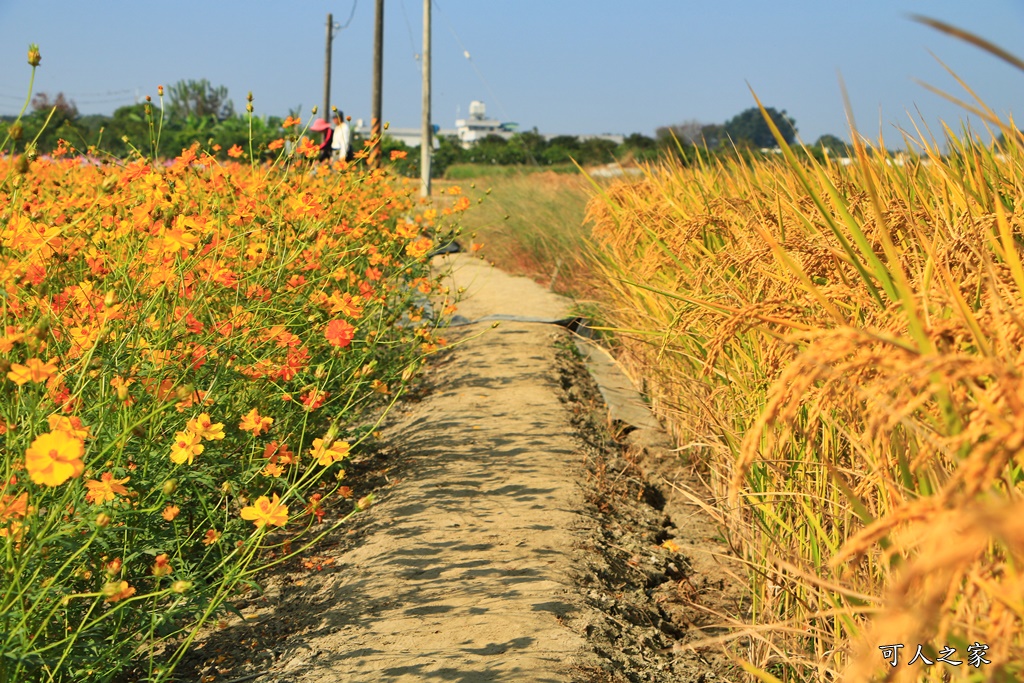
[420,0,431,196]
[322,13,333,125]
[370,0,384,169]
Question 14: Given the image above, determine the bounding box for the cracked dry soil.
[165,256,745,683]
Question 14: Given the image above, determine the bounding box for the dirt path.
[174,254,742,683]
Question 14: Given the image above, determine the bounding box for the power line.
[399,0,422,67]
[432,0,510,124]
[337,0,358,30]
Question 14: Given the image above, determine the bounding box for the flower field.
[0,54,462,681]
[584,93,1024,680]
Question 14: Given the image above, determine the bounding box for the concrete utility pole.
[322,13,334,125]
[370,0,384,169]
[420,0,431,196]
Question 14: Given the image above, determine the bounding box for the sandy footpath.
[170,254,740,683]
[286,254,596,681]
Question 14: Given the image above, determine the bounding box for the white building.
[351,101,623,149]
[454,100,519,147]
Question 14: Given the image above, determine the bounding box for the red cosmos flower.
[301,388,329,411]
[323,319,354,348]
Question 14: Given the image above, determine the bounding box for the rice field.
[583,98,1024,681]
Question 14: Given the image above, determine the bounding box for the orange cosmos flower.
[0,492,29,538]
[263,441,296,466]
[47,414,92,441]
[239,408,273,436]
[169,429,204,465]
[152,553,173,577]
[227,144,244,158]
[84,472,131,505]
[324,319,355,348]
[296,136,319,158]
[325,291,363,318]
[103,580,136,603]
[186,413,225,441]
[202,529,221,545]
[301,388,329,412]
[405,236,434,259]
[162,504,180,521]
[390,149,408,160]
[305,493,326,523]
[25,430,85,486]
[282,115,301,128]
[240,493,289,528]
[7,357,58,386]
[268,138,285,150]
[262,462,285,478]
[309,438,350,467]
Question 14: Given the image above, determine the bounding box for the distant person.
[311,118,333,162]
[332,111,353,163]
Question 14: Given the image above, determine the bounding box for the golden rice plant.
[584,24,1024,681]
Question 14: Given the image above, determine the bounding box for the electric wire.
[398,0,423,70]
[431,0,509,124]
[337,0,358,31]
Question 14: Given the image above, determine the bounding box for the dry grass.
[440,170,598,298]
[584,106,1024,681]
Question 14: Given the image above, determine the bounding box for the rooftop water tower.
[468,100,486,120]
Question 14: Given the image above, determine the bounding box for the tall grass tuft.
[585,57,1024,681]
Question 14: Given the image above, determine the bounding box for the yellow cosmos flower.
[102,580,136,603]
[25,430,85,486]
[186,413,225,441]
[309,438,350,467]
[239,408,273,436]
[84,472,131,505]
[169,429,204,465]
[240,493,289,528]
[7,357,58,386]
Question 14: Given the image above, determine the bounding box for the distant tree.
[656,119,707,146]
[722,107,796,148]
[509,130,546,163]
[696,123,725,148]
[166,79,235,121]
[624,132,656,150]
[814,133,849,156]
[31,92,79,122]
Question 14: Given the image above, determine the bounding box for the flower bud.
[9,122,22,141]
[162,479,177,496]
[157,85,164,97]
[171,580,191,593]
[96,512,112,527]
[27,44,40,67]
[355,493,375,511]
[247,91,253,102]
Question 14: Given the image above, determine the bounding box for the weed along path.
[177,253,740,683]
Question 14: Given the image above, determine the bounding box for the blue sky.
[1,1,1022,146]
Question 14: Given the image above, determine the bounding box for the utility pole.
[370,0,384,169]
[420,0,431,197]
[322,13,334,125]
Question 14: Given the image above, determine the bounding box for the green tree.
[166,79,235,121]
[813,133,850,157]
[722,107,796,148]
